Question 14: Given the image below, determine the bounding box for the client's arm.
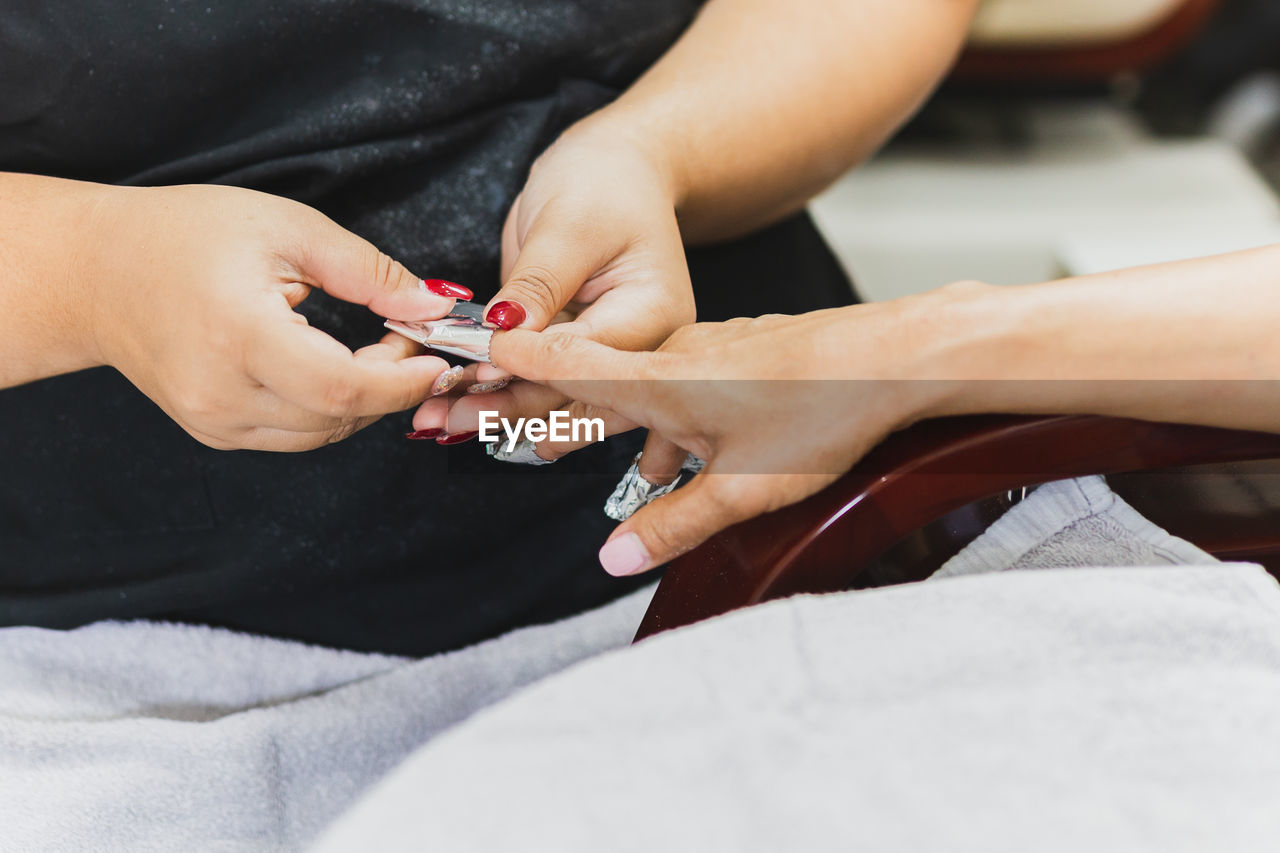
[0,173,458,451]
[491,245,1280,576]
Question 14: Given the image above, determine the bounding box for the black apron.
[0,0,857,655]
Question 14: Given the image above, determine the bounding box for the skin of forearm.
[583,0,979,244]
[905,246,1280,433]
[0,173,111,388]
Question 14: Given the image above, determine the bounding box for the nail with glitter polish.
[421,279,473,300]
[484,300,526,330]
[436,430,479,445]
[430,365,465,396]
[466,378,511,395]
[406,428,443,440]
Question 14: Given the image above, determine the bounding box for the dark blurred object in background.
[902,0,1280,189]
[1137,0,1280,135]
[1137,0,1280,190]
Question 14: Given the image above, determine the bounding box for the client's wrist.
[883,280,1031,422]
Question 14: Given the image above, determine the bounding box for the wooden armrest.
[635,414,1280,641]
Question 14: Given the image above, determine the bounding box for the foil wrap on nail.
[603,453,706,521]
[486,437,556,466]
[385,301,493,363]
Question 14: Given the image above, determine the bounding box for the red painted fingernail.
[435,430,479,445]
[485,300,526,330]
[406,428,443,440]
[422,279,473,300]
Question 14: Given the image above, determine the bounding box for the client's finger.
[441,380,570,435]
[596,472,774,577]
[489,329,656,422]
[635,432,688,486]
[525,400,639,463]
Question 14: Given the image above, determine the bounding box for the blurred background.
[812,0,1280,300]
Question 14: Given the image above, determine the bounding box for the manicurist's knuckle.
[174,385,220,422]
[365,249,402,296]
[506,264,562,316]
[318,375,364,418]
[325,418,360,445]
[537,331,583,366]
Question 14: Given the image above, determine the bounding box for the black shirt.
[0,0,855,655]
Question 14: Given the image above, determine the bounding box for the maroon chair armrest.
[635,414,1280,641]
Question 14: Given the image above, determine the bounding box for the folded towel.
[934,476,1218,579]
[0,581,653,852]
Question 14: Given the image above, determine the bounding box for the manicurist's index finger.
[248,313,450,419]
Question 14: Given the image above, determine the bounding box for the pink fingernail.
[598,533,650,577]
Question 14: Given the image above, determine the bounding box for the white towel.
[0,581,653,852]
[1,476,1272,852]
[314,480,1280,852]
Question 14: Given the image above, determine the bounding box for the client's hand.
[86,184,462,451]
[489,301,948,576]
[409,121,696,440]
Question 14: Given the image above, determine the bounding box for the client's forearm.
[580,0,978,244]
[0,173,109,388]
[914,247,1280,433]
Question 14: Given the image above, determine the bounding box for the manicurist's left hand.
[409,121,696,440]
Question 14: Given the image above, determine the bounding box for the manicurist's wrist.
[559,106,688,211]
[10,175,124,376]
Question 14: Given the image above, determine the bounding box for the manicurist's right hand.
[82,184,462,451]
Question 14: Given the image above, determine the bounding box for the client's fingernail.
[485,300,526,330]
[431,365,465,396]
[599,533,650,577]
[406,428,443,440]
[422,279,473,300]
[436,430,479,445]
[466,378,511,395]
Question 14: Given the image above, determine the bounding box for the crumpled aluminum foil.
[604,452,706,521]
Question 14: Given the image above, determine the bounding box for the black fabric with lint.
[0,0,857,655]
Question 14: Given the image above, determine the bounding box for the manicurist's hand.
[409,122,696,440]
[79,184,463,451]
[489,300,948,576]
[411,0,979,441]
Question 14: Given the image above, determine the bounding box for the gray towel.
[314,481,1280,852]
[1,476,1273,852]
[0,582,653,852]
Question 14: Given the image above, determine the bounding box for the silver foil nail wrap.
[385,301,492,363]
[486,437,556,466]
[603,453,707,521]
[604,454,679,521]
[682,455,706,475]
